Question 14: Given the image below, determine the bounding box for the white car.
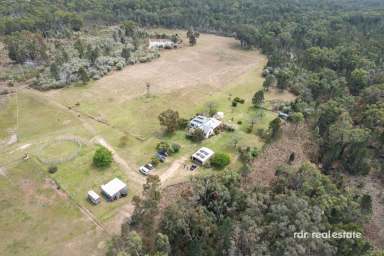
[139,163,154,175]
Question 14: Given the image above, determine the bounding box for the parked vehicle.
[156,152,167,162]
[278,111,289,120]
[158,150,169,157]
[190,164,198,171]
[139,163,154,175]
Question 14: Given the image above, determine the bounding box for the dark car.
[156,152,167,162]
[190,164,198,171]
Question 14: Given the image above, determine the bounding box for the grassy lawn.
[37,140,81,162]
[0,159,93,256]
[85,64,275,173]
[50,145,136,221]
[17,91,91,142]
[0,95,17,140]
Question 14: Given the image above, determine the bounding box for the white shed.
[88,190,101,205]
[101,178,128,201]
[148,39,175,49]
[214,112,224,120]
[192,147,215,165]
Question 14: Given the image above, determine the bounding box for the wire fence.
[36,135,84,165]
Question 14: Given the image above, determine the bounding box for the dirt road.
[93,136,145,185]
[159,156,188,187]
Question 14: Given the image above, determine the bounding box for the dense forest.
[1,0,383,255]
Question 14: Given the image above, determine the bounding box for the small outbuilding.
[278,112,289,120]
[88,190,101,205]
[192,147,215,165]
[148,39,175,49]
[214,112,224,120]
[101,178,128,201]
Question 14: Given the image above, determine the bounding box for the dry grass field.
[0,31,297,255]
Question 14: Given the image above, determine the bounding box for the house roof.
[201,118,221,135]
[101,178,127,198]
[88,190,100,200]
[189,116,222,137]
[149,39,173,43]
[192,147,215,163]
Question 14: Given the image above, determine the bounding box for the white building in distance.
[148,39,175,49]
[101,178,128,201]
[189,115,222,138]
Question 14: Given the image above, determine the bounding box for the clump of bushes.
[239,146,260,163]
[119,135,129,148]
[232,97,245,105]
[150,156,160,167]
[156,141,181,155]
[48,166,58,174]
[93,146,113,168]
[223,123,236,132]
[188,128,205,142]
[156,141,171,153]
[170,143,181,154]
[178,118,189,129]
[31,26,161,90]
[210,153,230,169]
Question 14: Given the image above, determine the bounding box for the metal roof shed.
[192,147,215,165]
[101,178,128,201]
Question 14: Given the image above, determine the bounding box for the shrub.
[151,156,160,167]
[232,101,237,107]
[239,147,260,163]
[211,153,230,169]
[223,123,236,132]
[159,109,180,133]
[189,128,205,142]
[360,194,372,214]
[119,135,129,148]
[170,143,181,154]
[93,147,113,168]
[178,118,189,129]
[48,166,58,174]
[233,97,245,104]
[156,141,170,153]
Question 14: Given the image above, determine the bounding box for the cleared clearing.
[46,33,265,105]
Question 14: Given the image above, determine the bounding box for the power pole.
[146,82,151,97]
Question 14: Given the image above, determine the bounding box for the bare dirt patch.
[0,166,6,176]
[43,177,68,199]
[106,202,136,234]
[159,156,188,186]
[249,123,317,186]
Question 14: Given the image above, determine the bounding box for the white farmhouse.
[192,147,215,165]
[148,39,175,49]
[101,178,128,201]
[189,115,222,138]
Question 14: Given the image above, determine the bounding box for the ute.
[139,163,154,176]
